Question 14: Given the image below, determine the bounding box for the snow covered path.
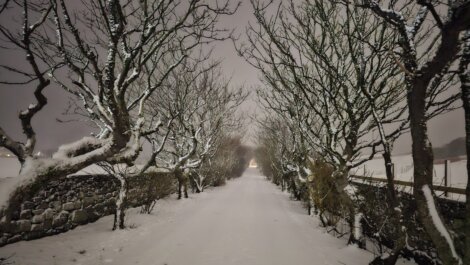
[0,168,411,265]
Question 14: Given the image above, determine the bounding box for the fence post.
[444,160,449,197]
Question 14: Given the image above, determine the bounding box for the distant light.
[6,154,11,157]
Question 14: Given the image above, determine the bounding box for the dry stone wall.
[0,173,167,247]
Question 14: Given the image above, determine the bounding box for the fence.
[350,175,466,195]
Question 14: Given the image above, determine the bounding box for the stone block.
[52,211,69,228]
[49,201,61,210]
[62,202,77,211]
[93,203,105,214]
[43,218,52,230]
[31,214,44,224]
[21,201,34,210]
[31,223,43,232]
[71,210,88,224]
[74,201,82,210]
[20,209,32,219]
[32,209,44,215]
[16,220,32,233]
[43,208,55,220]
[37,202,49,209]
[7,234,21,244]
[82,196,95,207]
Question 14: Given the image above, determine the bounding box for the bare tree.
[0,0,237,217]
[355,1,470,264]
[98,163,136,230]
[194,135,251,191]
[240,0,413,247]
[143,60,246,198]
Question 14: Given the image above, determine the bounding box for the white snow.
[0,168,416,265]
[422,185,462,264]
[352,154,468,200]
[52,137,103,160]
[354,213,364,243]
[0,157,58,209]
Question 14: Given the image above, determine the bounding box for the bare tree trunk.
[370,150,405,265]
[176,169,189,200]
[183,180,188,199]
[409,78,461,265]
[459,31,470,265]
[193,173,205,193]
[382,151,396,204]
[177,179,183,200]
[114,174,128,230]
[332,166,365,249]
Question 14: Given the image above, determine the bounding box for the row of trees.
[244,0,470,264]
[0,0,249,230]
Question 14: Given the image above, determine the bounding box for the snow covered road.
[0,168,413,265]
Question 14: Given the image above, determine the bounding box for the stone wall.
[0,172,173,247]
[353,183,465,265]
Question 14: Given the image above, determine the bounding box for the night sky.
[0,0,465,155]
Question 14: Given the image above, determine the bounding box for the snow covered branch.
[0,0,238,212]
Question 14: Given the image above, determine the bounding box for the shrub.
[140,172,176,214]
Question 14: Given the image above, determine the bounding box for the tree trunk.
[194,173,205,193]
[114,174,128,230]
[333,167,364,248]
[176,169,189,200]
[409,78,461,265]
[458,30,470,265]
[370,150,405,265]
[383,151,397,204]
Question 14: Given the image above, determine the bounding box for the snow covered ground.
[352,154,467,188]
[0,168,416,265]
[351,154,467,201]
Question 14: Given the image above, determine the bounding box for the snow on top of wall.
[0,158,165,179]
[0,157,154,210]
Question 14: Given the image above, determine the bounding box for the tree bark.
[176,168,189,200]
[370,150,405,265]
[409,77,460,265]
[458,30,470,265]
[404,7,468,264]
[113,174,128,230]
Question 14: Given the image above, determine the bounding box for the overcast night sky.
[0,0,465,154]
